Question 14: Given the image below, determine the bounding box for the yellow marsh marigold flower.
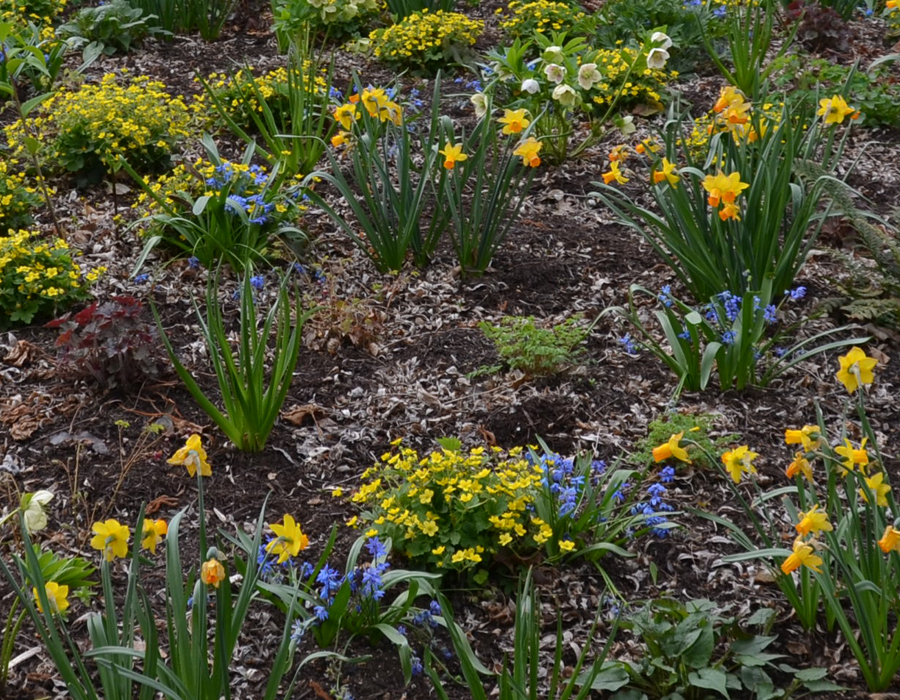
[602,160,629,185]
[860,471,891,507]
[559,539,575,552]
[167,434,211,477]
[513,137,542,167]
[795,505,832,536]
[33,582,69,614]
[817,95,858,125]
[439,143,468,170]
[266,514,310,564]
[91,519,130,561]
[141,518,168,554]
[786,452,813,482]
[781,536,823,575]
[785,425,821,453]
[878,525,900,553]
[652,158,679,186]
[201,558,226,587]
[652,432,691,464]
[722,445,758,484]
[498,108,530,135]
[835,346,877,394]
[835,437,869,476]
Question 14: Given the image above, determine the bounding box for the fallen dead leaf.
[3,340,40,368]
[282,403,328,427]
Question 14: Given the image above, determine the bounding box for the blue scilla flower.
[677,329,691,341]
[365,536,388,560]
[411,657,424,676]
[613,482,630,502]
[250,275,265,290]
[788,286,806,300]
[133,273,149,284]
[188,256,200,269]
[658,285,673,307]
[314,605,329,621]
[660,466,675,483]
[713,5,726,16]
[317,565,343,598]
[290,619,304,644]
[397,625,407,636]
[257,544,276,579]
[721,330,737,345]
[619,334,638,354]
[330,86,343,101]
[764,304,777,324]
[429,600,442,616]
[591,460,607,474]
[717,291,740,322]
[361,566,386,600]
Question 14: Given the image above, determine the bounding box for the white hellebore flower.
[521,78,540,94]
[647,48,670,70]
[650,31,673,50]
[22,490,53,533]
[470,92,488,118]
[552,84,579,108]
[544,63,567,84]
[616,114,636,136]
[577,63,601,90]
[542,45,565,63]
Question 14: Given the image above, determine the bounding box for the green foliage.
[124,0,236,40]
[152,269,313,453]
[0,20,67,96]
[128,139,308,271]
[772,54,900,128]
[438,104,537,277]
[369,10,483,73]
[708,383,900,691]
[606,599,839,699]
[57,0,165,60]
[593,93,851,301]
[497,0,597,40]
[0,229,103,329]
[621,282,867,395]
[427,569,619,700]
[479,315,591,376]
[272,0,379,42]
[595,0,724,73]
[385,0,456,21]
[630,412,733,470]
[305,79,450,271]
[485,33,675,163]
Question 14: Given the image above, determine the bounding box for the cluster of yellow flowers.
[201,64,329,127]
[0,0,66,34]
[369,10,483,69]
[496,0,588,38]
[589,47,675,110]
[0,159,43,233]
[439,109,543,170]
[0,230,104,328]
[330,86,404,148]
[349,440,553,571]
[5,72,194,176]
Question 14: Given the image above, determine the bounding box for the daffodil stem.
[0,603,24,689]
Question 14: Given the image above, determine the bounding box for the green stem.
[0,603,25,689]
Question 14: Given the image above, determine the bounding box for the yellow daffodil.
[835,437,869,476]
[785,452,813,482]
[795,505,832,536]
[608,144,629,162]
[439,143,468,170]
[702,171,749,208]
[722,445,758,484]
[878,525,900,553]
[513,137,542,167]
[718,201,741,222]
[785,425,821,453]
[90,519,130,562]
[201,558,226,588]
[781,536,823,574]
[167,434,211,477]
[141,518,168,554]
[498,109,530,135]
[331,130,351,148]
[602,160,629,185]
[266,514,310,564]
[33,582,69,614]
[835,346,878,393]
[817,95,858,125]
[713,85,747,114]
[860,472,891,507]
[652,158,679,186]
[652,432,692,464]
[333,103,357,130]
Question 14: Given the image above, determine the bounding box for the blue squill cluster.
[630,482,674,538]
[531,451,608,519]
[205,162,278,226]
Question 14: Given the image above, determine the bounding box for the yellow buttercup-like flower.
[167,434,211,477]
[90,519,130,562]
[266,514,310,564]
[835,346,877,394]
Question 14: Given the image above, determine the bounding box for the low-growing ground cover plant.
[0,159,42,233]
[56,0,165,59]
[478,314,591,376]
[496,0,597,41]
[369,9,484,73]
